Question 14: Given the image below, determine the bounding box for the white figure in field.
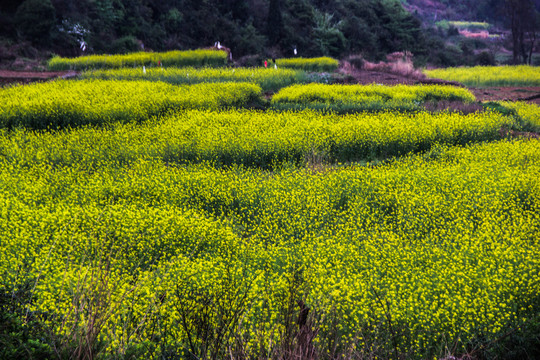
[294,47,297,55]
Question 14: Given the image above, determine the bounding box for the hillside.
[0,0,538,69]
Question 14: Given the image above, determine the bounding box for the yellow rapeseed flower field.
[1,70,538,359]
[425,65,540,87]
[0,80,262,129]
[82,67,311,91]
[0,139,538,359]
[48,49,228,70]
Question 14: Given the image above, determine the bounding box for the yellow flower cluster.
[436,20,491,30]
[425,65,540,87]
[272,83,476,112]
[82,66,310,91]
[0,109,514,169]
[0,80,262,129]
[275,57,339,72]
[0,139,538,359]
[496,100,540,130]
[48,49,228,71]
[1,66,539,358]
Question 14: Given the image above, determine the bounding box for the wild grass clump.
[48,49,228,71]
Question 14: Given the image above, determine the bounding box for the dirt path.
[0,70,78,86]
[339,68,540,104]
[470,87,540,104]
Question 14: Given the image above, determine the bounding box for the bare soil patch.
[0,70,78,86]
[337,67,462,87]
[470,87,540,104]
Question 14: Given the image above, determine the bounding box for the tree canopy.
[2,0,429,61]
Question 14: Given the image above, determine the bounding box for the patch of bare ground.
[471,87,540,104]
[337,58,463,87]
[0,70,78,86]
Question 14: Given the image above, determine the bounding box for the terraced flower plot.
[272,83,477,112]
[48,49,228,71]
[0,80,261,129]
[1,62,539,360]
[82,67,312,92]
[425,65,540,87]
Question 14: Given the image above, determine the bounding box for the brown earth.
[470,87,540,104]
[0,70,78,86]
[338,67,540,104]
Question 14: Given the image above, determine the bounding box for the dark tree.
[14,0,57,44]
[506,0,539,64]
[267,0,283,46]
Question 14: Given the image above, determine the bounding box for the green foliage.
[14,0,56,44]
[0,282,53,359]
[267,0,283,46]
[108,35,141,54]
[4,0,434,61]
[312,10,346,57]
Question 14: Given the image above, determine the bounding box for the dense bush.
[14,0,56,44]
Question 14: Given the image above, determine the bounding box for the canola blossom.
[496,100,540,131]
[0,80,262,129]
[0,140,538,359]
[271,83,476,112]
[0,109,514,169]
[274,57,339,72]
[81,66,311,92]
[48,49,228,71]
[425,65,540,87]
[1,69,539,359]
